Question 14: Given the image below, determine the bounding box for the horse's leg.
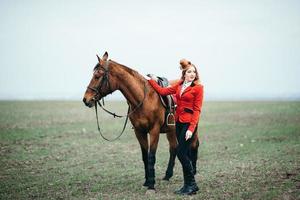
[134,130,149,187]
[190,127,200,175]
[163,130,177,181]
[147,125,160,190]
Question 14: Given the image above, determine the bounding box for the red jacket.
[148,79,204,133]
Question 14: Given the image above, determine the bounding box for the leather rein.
[88,61,147,141]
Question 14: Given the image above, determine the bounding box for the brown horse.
[83,52,199,191]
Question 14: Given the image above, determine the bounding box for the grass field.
[0,101,299,200]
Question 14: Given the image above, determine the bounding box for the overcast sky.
[0,0,299,100]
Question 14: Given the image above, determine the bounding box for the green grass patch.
[0,101,299,199]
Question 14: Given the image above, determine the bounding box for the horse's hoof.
[147,185,155,190]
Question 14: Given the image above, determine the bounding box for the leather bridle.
[87,60,112,102]
[87,60,147,141]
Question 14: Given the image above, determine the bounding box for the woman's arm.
[148,79,178,96]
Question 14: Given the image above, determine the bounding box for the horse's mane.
[94,60,143,81]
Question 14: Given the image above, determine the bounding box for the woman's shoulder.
[193,82,203,88]
[192,83,204,93]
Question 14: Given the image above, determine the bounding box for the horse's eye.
[95,76,100,80]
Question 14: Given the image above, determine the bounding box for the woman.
[147,59,204,195]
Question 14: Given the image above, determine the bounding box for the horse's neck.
[114,66,145,107]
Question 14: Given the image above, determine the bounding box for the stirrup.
[166,113,175,126]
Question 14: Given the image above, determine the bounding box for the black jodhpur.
[175,122,199,195]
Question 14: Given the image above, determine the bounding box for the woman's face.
[184,66,196,82]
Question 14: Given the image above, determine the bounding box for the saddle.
[150,75,176,126]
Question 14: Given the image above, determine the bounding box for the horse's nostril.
[83,98,86,103]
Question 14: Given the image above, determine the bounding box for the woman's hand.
[143,74,151,80]
[147,74,158,82]
[185,130,193,141]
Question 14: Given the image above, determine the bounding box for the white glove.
[143,74,151,80]
[147,74,158,82]
[185,130,193,141]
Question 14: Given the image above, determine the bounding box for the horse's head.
[83,52,118,107]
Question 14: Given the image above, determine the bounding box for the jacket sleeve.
[188,85,204,133]
[148,79,178,96]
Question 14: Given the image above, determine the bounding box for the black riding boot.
[181,162,199,195]
[174,169,187,194]
[191,148,198,175]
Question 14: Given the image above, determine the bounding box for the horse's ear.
[102,51,108,61]
[96,54,101,63]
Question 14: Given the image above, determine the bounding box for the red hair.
[179,59,200,84]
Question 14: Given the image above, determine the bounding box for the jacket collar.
[179,79,196,87]
[181,86,192,96]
